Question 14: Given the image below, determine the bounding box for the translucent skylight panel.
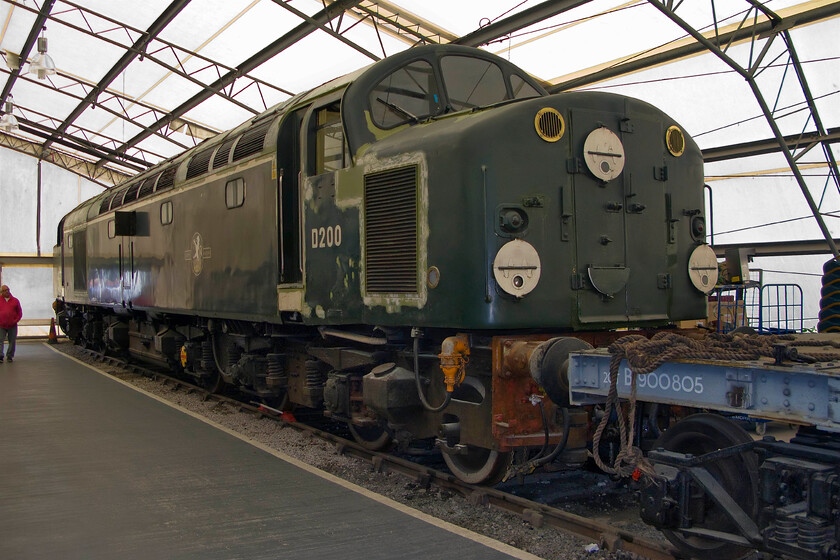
[249,30,377,94]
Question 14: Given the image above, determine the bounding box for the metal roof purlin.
[453,0,594,48]
[19,120,147,171]
[18,105,156,168]
[347,1,457,45]
[40,0,192,154]
[270,0,380,61]
[0,0,57,117]
[703,127,840,163]
[97,0,363,168]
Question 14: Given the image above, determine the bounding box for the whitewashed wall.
[0,146,104,329]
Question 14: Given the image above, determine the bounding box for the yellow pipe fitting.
[439,334,470,393]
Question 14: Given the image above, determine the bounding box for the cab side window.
[314,103,346,175]
[511,74,541,99]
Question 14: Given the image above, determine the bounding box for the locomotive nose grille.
[535,107,565,142]
[666,125,685,157]
[364,166,418,294]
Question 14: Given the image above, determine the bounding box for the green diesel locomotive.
[54,44,712,483]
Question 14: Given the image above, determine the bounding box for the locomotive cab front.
[297,45,712,482]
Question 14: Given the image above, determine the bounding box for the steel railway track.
[77,347,681,560]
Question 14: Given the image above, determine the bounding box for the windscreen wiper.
[376,97,419,123]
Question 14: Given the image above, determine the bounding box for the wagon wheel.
[443,446,510,485]
[654,413,759,560]
[348,422,393,451]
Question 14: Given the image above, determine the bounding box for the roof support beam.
[548,1,840,92]
[19,118,148,171]
[3,0,297,166]
[346,1,457,46]
[0,132,131,186]
[454,0,593,47]
[703,127,840,163]
[271,0,380,61]
[99,0,363,167]
[40,0,192,153]
[712,239,840,258]
[647,0,840,259]
[2,67,187,159]
[0,0,56,108]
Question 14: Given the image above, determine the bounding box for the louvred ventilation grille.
[213,137,237,169]
[136,174,159,200]
[186,147,214,180]
[156,166,177,192]
[364,166,418,294]
[122,183,140,204]
[232,121,271,162]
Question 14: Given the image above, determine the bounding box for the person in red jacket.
[0,284,23,363]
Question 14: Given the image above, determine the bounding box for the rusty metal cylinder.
[528,337,593,406]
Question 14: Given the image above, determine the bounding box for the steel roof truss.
[0,131,132,185]
[40,0,193,153]
[98,0,363,167]
[5,0,292,153]
[54,0,292,96]
[549,1,840,92]
[270,0,379,61]
[345,1,456,46]
[649,0,840,258]
[4,67,189,154]
[454,0,594,47]
[15,102,164,165]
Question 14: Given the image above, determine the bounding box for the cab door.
[276,107,307,286]
[299,94,361,321]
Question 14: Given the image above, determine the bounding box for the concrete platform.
[0,342,539,560]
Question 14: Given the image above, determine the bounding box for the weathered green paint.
[57,44,707,334]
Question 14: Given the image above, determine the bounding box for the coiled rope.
[591,331,795,477]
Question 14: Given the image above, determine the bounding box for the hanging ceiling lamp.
[28,27,56,80]
[0,96,20,132]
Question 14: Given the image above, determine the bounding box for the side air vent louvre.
[364,166,418,294]
[108,187,127,211]
[99,194,113,215]
[122,182,140,204]
[212,137,237,169]
[156,166,177,192]
[232,121,271,162]
[186,147,214,180]
[137,173,159,200]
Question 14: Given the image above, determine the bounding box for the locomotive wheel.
[200,370,225,394]
[442,446,510,485]
[654,414,759,560]
[348,422,393,451]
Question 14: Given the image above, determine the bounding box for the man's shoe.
[6,357,12,363]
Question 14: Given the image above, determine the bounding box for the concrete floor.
[0,342,537,560]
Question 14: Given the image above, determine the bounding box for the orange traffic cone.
[48,318,58,344]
